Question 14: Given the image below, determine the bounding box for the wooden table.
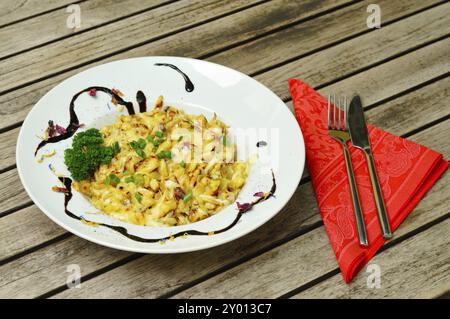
[0,0,449,299]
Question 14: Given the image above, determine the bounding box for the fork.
[328,94,368,247]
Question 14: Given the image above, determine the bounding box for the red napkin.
[288,79,449,283]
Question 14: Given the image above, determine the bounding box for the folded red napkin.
[288,79,449,283]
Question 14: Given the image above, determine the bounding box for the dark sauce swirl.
[58,171,276,243]
[136,90,147,113]
[35,86,134,156]
[155,63,194,92]
[256,141,268,147]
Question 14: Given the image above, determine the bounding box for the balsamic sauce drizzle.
[35,86,135,156]
[42,76,276,243]
[58,171,276,243]
[256,141,268,147]
[136,90,147,113]
[155,63,194,92]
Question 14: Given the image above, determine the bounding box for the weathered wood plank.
[172,120,450,299]
[0,6,448,298]
[0,33,448,217]
[0,0,439,131]
[0,0,346,93]
[0,36,449,273]
[0,236,131,298]
[0,127,18,171]
[210,0,446,76]
[0,168,31,216]
[0,0,171,59]
[254,2,450,101]
[0,9,448,171]
[0,205,66,260]
[0,0,75,27]
[321,40,450,106]
[293,218,450,299]
[362,77,450,137]
[2,74,447,271]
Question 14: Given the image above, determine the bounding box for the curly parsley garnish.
[64,128,120,181]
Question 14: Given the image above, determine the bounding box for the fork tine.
[344,96,348,130]
[338,95,342,130]
[333,93,336,129]
[327,94,331,129]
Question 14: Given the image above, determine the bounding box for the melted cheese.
[74,101,249,226]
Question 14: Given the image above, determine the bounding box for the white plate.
[16,57,305,253]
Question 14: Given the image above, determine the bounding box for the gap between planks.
[0,1,448,298]
[1,99,448,300]
[0,0,87,29]
[0,35,450,264]
[0,1,449,172]
[289,215,450,299]
[1,40,449,219]
[5,1,428,96]
[0,0,344,95]
[0,0,446,134]
[0,0,241,61]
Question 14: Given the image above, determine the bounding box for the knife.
[348,95,393,239]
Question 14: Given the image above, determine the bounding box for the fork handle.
[364,149,393,239]
[343,144,368,246]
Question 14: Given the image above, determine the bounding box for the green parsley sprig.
[64,128,121,181]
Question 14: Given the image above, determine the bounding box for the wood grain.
[0,235,131,298]
[0,0,76,27]
[0,1,448,299]
[0,0,438,131]
[29,108,450,298]
[210,0,445,76]
[1,7,449,171]
[0,168,31,216]
[172,121,450,299]
[0,34,448,261]
[294,218,450,299]
[0,127,18,171]
[0,205,66,261]
[0,0,345,93]
[254,2,450,101]
[0,0,171,59]
[0,32,448,216]
[1,74,448,272]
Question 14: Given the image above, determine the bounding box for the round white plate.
[16,57,305,253]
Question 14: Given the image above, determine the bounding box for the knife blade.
[348,95,370,150]
[348,95,393,239]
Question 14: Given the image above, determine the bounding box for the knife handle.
[343,145,368,247]
[364,149,393,239]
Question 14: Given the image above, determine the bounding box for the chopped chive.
[222,136,229,146]
[156,131,164,138]
[135,192,143,203]
[177,136,183,142]
[183,191,193,203]
[124,176,134,183]
[105,174,120,186]
[147,135,154,143]
[180,160,186,168]
[111,141,120,155]
[156,150,172,160]
[129,138,147,158]
[137,138,146,149]
[136,148,145,158]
